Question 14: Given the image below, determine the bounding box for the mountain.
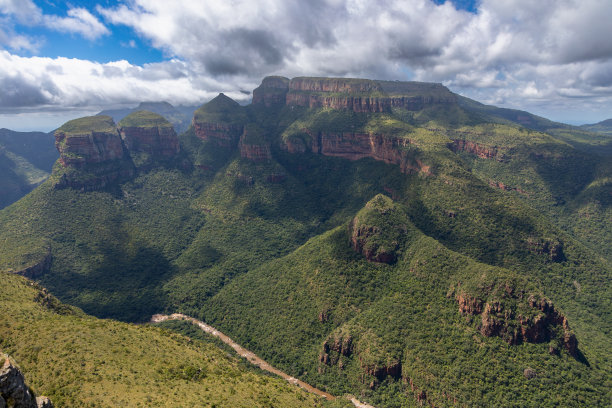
[0,128,57,209]
[97,101,200,134]
[581,118,612,135]
[0,76,610,407]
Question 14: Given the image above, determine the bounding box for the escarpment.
[192,93,247,148]
[0,354,53,408]
[118,111,180,169]
[54,115,135,190]
[54,112,183,190]
[238,124,271,162]
[285,130,431,174]
[454,282,578,356]
[448,139,501,160]
[253,76,456,113]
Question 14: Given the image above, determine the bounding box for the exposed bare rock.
[53,116,135,190]
[13,251,51,280]
[252,76,289,106]
[238,126,271,162]
[193,121,243,148]
[284,130,431,175]
[0,355,53,408]
[455,285,579,356]
[449,139,501,160]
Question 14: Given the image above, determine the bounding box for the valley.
[1,76,610,407]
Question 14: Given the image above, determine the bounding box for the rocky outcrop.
[192,93,247,148]
[527,238,565,262]
[456,286,578,356]
[193,122,243,148]
[449,139,501,160]
[0,355,53,408]
[13,252,51,280]
[284,130,431,175]
[285,77,456,113]
[252,76,456,113]
[349,194,410,264]
[488,180,527,195]
[119,125,180,160]
[252,76,290,106]
[53,116,135,190]
[238,126,271,162]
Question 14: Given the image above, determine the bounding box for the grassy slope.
[0,88,610,407]
[0,272,323,408]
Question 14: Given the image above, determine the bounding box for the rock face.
[193,122,243,148]
[252,76,290,106]
[238,125,271,162]
[448,139,501,160]
[118,111,180,169]
[296,131,430,174]
[192,94,247,148]
[13,252,52,280]
[455,284,578,356]
[0,355,53,408]
[54,116,135,190]
[349,194,411,264]
[253,76,456,114]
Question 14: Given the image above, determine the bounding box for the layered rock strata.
[284,131,430,175]
[456,290,578,356]
[253,76,456,113]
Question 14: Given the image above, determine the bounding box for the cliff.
[454,280,578,356]
[252,76,290,106]
[53,115,135,190]
[192,94,247,148]
[0,354,53,408]
[118,110,180,168]
[238,124,271,162]
[253,76,456,113]
[284,130,430,174]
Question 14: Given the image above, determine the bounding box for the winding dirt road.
[151,313,376,408]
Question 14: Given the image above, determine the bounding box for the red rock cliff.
[119,125,180,158]
[252,76,290,106]
[238,126,272,162]
[193,121,243,148]
[284,130,430,175]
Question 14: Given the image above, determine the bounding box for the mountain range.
[0,76,610,407]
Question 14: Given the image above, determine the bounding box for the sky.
[1,0,612,131]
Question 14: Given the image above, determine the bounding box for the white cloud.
[2,0,612,125]
[0,51,240,112]
[0,0,109,43]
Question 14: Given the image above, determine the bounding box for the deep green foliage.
[118,110,172,128]
[0,82,610,407]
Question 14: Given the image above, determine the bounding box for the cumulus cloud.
[0,0,109,44]
[0,51,242,113]
[2,0,612,124]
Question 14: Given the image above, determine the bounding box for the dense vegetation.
[0,77,610,407]
[0,271,324,407]
[0,129,57,209]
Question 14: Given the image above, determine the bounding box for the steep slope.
[205,195,609,407]
[0,129,57,209]
[0,76,610,407]
[0,271,323,407]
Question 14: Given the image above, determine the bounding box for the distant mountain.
[97,101,200,134]
[0,128,57,209]
[1,76,610,407]
[580,118,612,135]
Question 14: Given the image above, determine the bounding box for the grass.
[118,110,173,128]
[57,115,116,135]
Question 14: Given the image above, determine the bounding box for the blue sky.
[1,0,612,131]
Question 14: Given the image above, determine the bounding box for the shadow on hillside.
[51,241,174,323]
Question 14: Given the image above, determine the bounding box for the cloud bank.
[1,0,612,125]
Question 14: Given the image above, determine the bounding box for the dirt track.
[151,313,376,407]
